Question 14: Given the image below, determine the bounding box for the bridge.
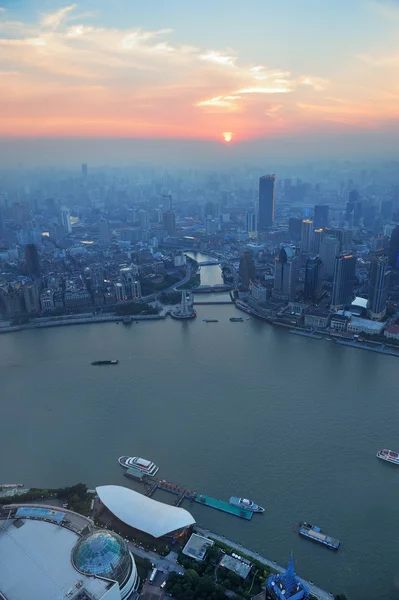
[197,260,220,266]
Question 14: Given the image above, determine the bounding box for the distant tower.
[162,193,173,211]
[239,250,256,287]
[25,244,41,278]
[60,206,72,234]
[258,175,276,230]
[99,219,111,246]
[389,225,399,269]
[266,555,309,600]
[319,235,339,277]
[368,254,390,320]
[331,254,356,310]
[304,256,323,303]
[245,211,257,234]
[313,205,329,229]
[274,247,297,300]
[171,291,196,319]
[301,220,313,253]
[288,218,302,242]
[82,163,88,178]
[163,211,176,236]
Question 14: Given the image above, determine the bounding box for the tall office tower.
[154,208,163,223]
[81,163,88,178]
[301,219,313,253]
[23,283,40,313]
[319,235,339,277]
[381,200,393,221]
[239,250,256,286]
[163,210,176,236]
[346,201,354,220]
[138,210,149,231]
[313,228,323,254]
[205,218,218,235]
[304,256,324,303]
[274,247,298,299]
[258,174,276,229]
[368,254,390,320]
[24,244,41,278]
[99,219,111,246]
[132,280,141,299]
[162,193,172,211]
[245,211,257,233]
[389,225,399,269]
[60,206,72,234]
[349,189,359,204]
[354,201,362,226]
[266,555,309,600]
[313,205,329,229]
[288,217,302,242]
[331,254,356,309]
[336,228,353,253]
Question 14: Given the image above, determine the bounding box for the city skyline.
[1,0,399,150]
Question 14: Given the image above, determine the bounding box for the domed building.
[73,530,138,598]
[0,504,139,600]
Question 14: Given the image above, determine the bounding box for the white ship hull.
[377,449,399,465]
[118,456,159,476]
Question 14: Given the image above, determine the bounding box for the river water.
[1,252,399,600]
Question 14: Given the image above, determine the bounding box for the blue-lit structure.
[266,555,309,600]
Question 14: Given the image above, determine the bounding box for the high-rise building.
[335,228,353,253]
[23,283,40,313]
[331,254,356,310]
[163,210,176,236]
[312,228,324,254]
[288,217,302,242]
[99,219,111,246]
[304,256,323,303]
[266,555,309,600]
[389,225,399,269]
[81,163,88,178]
[138,209,149,231]
[205,218,218,235]
[60,206,72,234]
[274,246,297,299]
[381,200,393,221]
[258,174,276,229]
[301,219,313,253]
[368,254,390,320]
[132,280,141,299]
[245,211,257,233]
[313,205,329,229]
[239,250,256,286]
[24,244,41,278]
[162,193,172,211]
[319,235,339,277]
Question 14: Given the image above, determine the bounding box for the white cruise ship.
[229,497,265,512]
[118,456,159,476]
[376,449,399,465]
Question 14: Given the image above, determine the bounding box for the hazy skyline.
[1,0,399,152]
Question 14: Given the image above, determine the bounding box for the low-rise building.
[347,316,384,336]
[40,288,55,312]
[330,313,349,332]
[384,324,399,340]
[304,310,330,330]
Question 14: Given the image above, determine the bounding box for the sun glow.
[222,131,233,142]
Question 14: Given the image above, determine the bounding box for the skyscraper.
[24,244,41,278]
[319,235,339,277]
[368,254,390,320]
[81,163,88,178]
[301,219,313,253]
[313,205,329,229]
[163,210,176,236]
[288,217,302,242]
[331,254,356,310]
[258,175,276,229]
[60,206,72,234]
[266,555,309,600]
[274,247,297,299]
[304,256,323,303]
[389,225,399,269]
[99,219,111,246]
[245,211,257,233]
[239,250,256,286]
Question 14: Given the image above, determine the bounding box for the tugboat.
[229,497,264,512]
[91,360,119,366]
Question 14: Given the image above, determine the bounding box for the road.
[128,542,184,576]
[194,526,334,600]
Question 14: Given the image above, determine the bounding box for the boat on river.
[91,360,119,365]
[230,317,243,322]
[377,449,399,465]
[229,497,264,512]
[298,522,340,550]
[118,456,159,476]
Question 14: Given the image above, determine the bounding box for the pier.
[123,472,252,520]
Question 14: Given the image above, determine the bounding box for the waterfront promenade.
[194,526,334,600]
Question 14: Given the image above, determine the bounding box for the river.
[0,252,398,600]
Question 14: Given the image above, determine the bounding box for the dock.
[123,472,253,520]
[289,329,322,340]
[335,339,399,357]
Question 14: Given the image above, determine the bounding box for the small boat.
[122,317,133,325]
[203,319,218,323]
[119,456,159,476]
[325,337,332,341]
[298,522,340,550]
[91,360,119,365]
[377,449,399,465]
[230,317,243,322]
[229,497,264,513]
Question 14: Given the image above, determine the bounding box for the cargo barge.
[298,522,340,550]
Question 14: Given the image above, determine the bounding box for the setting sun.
[222,132,233,143]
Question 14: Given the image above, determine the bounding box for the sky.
[1,0,399,150]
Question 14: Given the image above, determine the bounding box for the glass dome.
[72,530,132,586]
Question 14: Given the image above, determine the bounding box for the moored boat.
[230,317,243,322]
[91,360,119,365]
[377,449,399,465]
[298,522,340,550]
[118,456,159,476]
[229,497,264,513]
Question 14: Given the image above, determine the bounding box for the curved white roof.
[96,485,195,538]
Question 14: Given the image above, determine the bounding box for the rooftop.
[96,485,195,538]
[219,554,252,579]
[182,533,214,561]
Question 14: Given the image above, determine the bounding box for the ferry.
[91,360,119,366]
[118,456,159,476]
[230,317,244,322]
[229,497,265,513]
[298,522,340,550]
[203,319,218,323]
[376,449,399,465]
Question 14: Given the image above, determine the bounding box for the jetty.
[289,329,322,340]
[123,471,252,520]
[335,339,399,357]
